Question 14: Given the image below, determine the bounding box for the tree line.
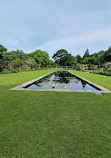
[0,44,111,74]
[52,47,111,67]
[0,45,55,73]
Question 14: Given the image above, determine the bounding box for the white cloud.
[0,0,111,57]
[37,27,111,56]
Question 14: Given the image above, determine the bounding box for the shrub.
[8,67,17,73]
[2,69,10,74]
[100,71,105,75]
[108,68,111,73]
[25,59,36,69]
[12,58,24,70]
[20,66,31,72]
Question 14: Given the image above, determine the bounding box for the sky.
[0,0,111,58]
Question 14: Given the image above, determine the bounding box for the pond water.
[25,71,99,91]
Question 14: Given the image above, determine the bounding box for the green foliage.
[83,56,95,65]
[64,54,77,66]
[52,49,68,66]
[0,45,8,71]
[82,57,89,64]
[103,46,111,62]
[9,67,18,73]
[2,69,10,74]
[0,44,7,59]
[0,60,5,72]
[18,66,31,72]
[108,68,111,73]
[22,66,31,72]
[29,50,50,67]
[0,61,9,72]
[47,60,57,68]
[25,58,36,69]
[1,43,111,74]
[52,49,77,66]
[99,70,111,76]
[3,49,27,62]
[81,47,111,68]
[76,55,82,63]
[83,49,89,58]
[12,58,24,70]
[0,45,53,73]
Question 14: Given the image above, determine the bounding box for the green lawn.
[0,70,111,158]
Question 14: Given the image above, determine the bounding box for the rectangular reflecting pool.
[25,71,100,91]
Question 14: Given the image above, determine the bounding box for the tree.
[64,54,77,66]
[12,58,24,70]
[88,57,95,64]
[103,46,111,62]
[25,59,36,69]
[0,44,7,59]
[52,49,68,66]
[29,50,50,67]
[82,57,89,64]
[0,45,7,72]
[83,49,89,59]
[76,55,82,63]
[3,49,27,62]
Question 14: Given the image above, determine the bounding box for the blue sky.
[0,0,111,58]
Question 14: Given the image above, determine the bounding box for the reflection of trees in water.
[53,77,70,84]
[81,80,86,89]
[54,71,72,84]
[35,71,84,86]
[70,78,79,84]
[55,71,74,78]
[35,80,46,86]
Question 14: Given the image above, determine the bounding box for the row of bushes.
[0,57,56,74]
[1,66,55,74]
[1,66,32,74]
[91,69,111,76]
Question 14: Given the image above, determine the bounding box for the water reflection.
[81,80,86,89]
[26,71,98,91]
[54,71,71,84]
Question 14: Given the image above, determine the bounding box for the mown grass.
[0,70,111,158]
